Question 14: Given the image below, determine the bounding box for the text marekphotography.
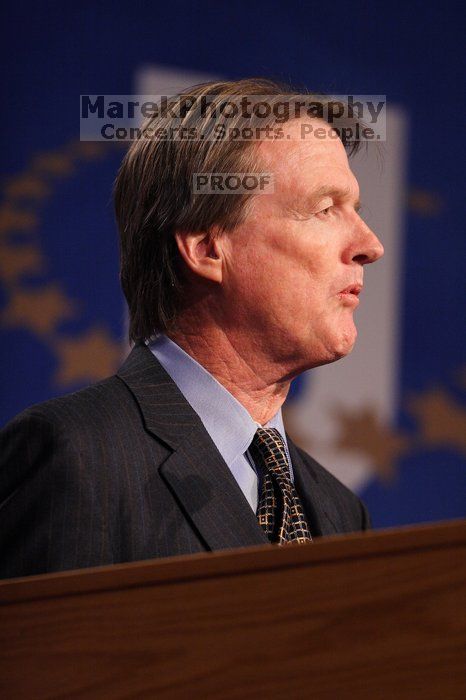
[80,94,387,142]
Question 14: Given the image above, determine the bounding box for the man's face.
[219,119,384,377]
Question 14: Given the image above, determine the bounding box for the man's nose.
[351,218,384,265]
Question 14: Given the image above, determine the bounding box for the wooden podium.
[1,519,465,699]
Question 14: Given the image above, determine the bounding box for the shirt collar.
[148,334,287,467]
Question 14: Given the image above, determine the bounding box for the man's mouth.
[337,283,363,305]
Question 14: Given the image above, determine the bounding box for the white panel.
[287,107,408,490]
[136,64,217,97]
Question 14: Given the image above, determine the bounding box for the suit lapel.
[117,345,268,551]
[158,443,269,550]
[287,437,340,537]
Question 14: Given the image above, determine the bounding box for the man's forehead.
[260,129,356,197]
[258,118,350,174]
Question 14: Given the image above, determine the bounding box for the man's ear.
[174,229,223,283]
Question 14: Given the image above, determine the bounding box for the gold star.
[4,174,51,200]
[407,188,443,217]
[33,152,74,176]
[0,206,38,235]
[53,327,123,386]
[0,244,45,284]
[408,389,466,454]
[334,405,409,481]
[68,141,107,160]
[1,285,76,335]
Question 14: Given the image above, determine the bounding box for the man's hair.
[114,77,361,342]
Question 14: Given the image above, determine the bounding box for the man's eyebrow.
[307,185,361,211]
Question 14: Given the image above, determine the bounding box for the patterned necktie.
[249,427,313,545]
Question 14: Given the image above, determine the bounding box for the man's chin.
[337,327,357,356]
[322,326,357,364]
[287,321,358,373]
[298,334,356,372]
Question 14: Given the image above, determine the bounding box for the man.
[0,79,383,579]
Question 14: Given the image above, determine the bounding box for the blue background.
[1,0,465,528]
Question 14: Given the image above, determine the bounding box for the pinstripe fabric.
[0,344,371,580]
[149,333,294,513]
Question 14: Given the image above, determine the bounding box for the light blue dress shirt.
[149,334,294,513]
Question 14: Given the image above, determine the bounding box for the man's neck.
[167,327,290,425]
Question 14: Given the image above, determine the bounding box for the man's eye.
[317,206,332,216]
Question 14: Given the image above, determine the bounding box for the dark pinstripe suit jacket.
[0,344,370,579]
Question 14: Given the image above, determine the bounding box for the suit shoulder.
[2,375,137,437]
[0,375,142,508]
[0,379,128,579]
